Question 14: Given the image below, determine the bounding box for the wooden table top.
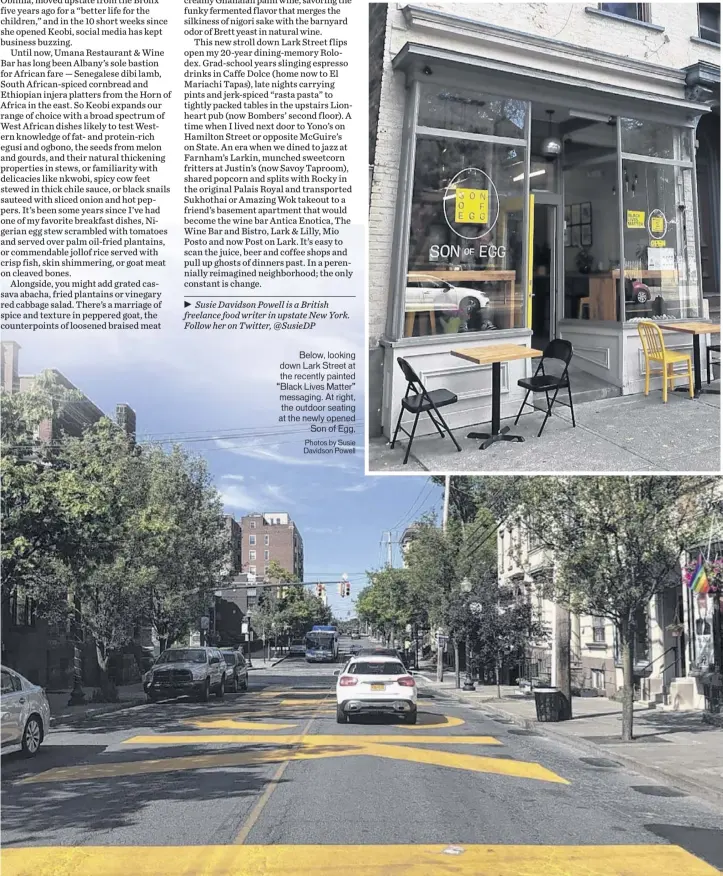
[663,322,720,335]
[451,344,544,366]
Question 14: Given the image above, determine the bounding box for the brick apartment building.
[1,340,139,688]
[240,512,304,581]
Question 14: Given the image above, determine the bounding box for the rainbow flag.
[689,556,710,594]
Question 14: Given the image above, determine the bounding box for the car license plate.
[371,683,385,691]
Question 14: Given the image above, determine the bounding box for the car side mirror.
[333,669,341,676]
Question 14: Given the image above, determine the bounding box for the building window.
[699,3,720,43]
[249,535,256,545]
[249,550,256,561]
[591,668,606,690]
[620,121,698,322]
[599,3,649,22]
[249,566,256,575]
[401,83,528,338]
[264,550,270,561]
[592,616,606,643]
[265,566,270,575]
[264,535,269,546]
[250,520,256,528]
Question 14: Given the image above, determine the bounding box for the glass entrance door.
[531,203,557,350]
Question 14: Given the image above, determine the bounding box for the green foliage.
[2,383,230,682]
[518,476,718,625]
[1,372,87,605]
[253,563,330,640]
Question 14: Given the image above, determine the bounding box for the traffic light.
[345,582,351,597]
[338,581,344,596]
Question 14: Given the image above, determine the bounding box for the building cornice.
[400,5,688,95]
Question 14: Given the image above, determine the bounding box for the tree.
[56,417,146,700]
[521,476,719,740]
[1,372,85,609]
[356,567,418,645]
[134,445,227,653]
[444,576,546,695]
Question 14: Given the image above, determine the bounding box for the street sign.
[241,621,249,635]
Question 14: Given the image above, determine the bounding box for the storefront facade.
[369,4,720,438]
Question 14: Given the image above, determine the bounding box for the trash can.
[534,687,569,722]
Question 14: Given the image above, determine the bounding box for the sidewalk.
[46,682,146,727]
[419,675,723,809]
[369,389,720,473]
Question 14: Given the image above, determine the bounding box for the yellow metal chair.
[637,321,693,402]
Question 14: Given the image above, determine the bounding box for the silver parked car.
[1,666,51,757]
[144,647,226,703]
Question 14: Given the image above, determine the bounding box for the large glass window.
[417,83,526,139]
[621,160,699,321]
[405,132,527,337]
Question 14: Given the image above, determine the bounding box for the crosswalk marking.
[2,844,717,875]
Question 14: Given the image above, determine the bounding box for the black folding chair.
[514,339,576,438]
[390,357,462,465]
[707,343,720,385]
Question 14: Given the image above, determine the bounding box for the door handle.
[19,698,25,704]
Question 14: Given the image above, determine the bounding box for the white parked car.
[335,655,417,725]
[406,274,490,316]
[1,666,51,757]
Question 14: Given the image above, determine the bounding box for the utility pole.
[438,476,451,683]
[386,531,393,567]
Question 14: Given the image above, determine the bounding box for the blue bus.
[304,625,339,662]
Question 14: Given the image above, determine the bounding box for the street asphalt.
[2,638,722,875]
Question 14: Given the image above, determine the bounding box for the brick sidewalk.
[419,676,723,810]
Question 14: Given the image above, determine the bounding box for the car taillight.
[397,676,415,687]
[339,675,358,686]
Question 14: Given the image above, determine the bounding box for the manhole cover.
[507,728,542,737]
[580,757,622,768]
[631,785,688,798]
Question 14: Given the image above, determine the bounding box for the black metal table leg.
[697,334,720,395]
[467,361,525,450]
[675,334,719,397]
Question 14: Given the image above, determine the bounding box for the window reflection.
[622,160,699,321]
[405,135,526,337]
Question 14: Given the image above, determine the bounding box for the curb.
[424,683,723,811]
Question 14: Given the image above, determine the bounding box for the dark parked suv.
[144,647,227,703]
[220,649,249,693]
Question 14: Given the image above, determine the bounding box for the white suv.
[335,655,417,724]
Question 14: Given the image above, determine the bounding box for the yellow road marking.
[259,689,331,698]
[23,736,564,786]
[182,719,297,731]
[2,844,717,875]
[123,734,501,746]
[233,689,333,845]
[405,714,465,729]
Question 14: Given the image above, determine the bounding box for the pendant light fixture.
[540,110,562,158]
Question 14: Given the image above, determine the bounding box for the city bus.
[304,625,339,662]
